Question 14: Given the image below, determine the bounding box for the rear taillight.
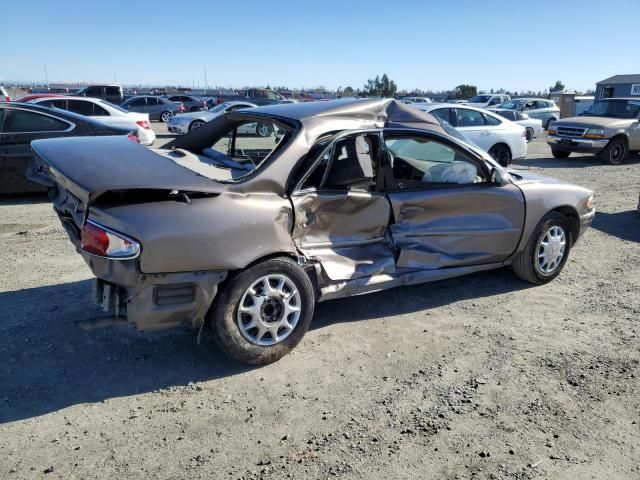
[136,120,151,130]
[81,221,140,259]
[215,96,223,105]
[4,96,10,102]
[127,133,140,143]
[179,103,185,112]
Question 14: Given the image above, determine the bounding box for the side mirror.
[490,167,506,185]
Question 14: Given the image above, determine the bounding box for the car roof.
[597,97,640,101]
[0,102,116,125]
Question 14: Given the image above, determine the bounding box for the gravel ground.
[1,127,639,480]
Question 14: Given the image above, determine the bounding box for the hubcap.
[257,124,271,136]
[536,226,566,274]
[237,274,301,346]
[162,112,172,122]
[191,122,203,131]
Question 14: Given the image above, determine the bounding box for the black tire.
[551,149,571,159]
[160,111,173,123]
[545,118,556,130]
[598,137,627,165]
[489,144,512,167]
[208,257,315,365]
[256,122,273,137]
[525,128,534,142]
[512,212,572,285]
[189,120,205,131]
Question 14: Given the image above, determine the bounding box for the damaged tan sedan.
[28,99,595,364]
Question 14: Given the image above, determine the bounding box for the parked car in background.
[495,98,559,130]
[29,96,155,146]
[546,98,640,164]
[75,85,124,105]
[121,96,184,122]
[493,109,543,142]
[415,103,527,166]
[466,94,510,109]
[211,88,283,106]
[15,93,64,102]
[1,86,11,102]
[0,103,133,194]
[400,96,432,104]
[167,101,257,134]
[165,95,207,112]
[27,99,594,364]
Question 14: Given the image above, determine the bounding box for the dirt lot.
[1,128,639,480]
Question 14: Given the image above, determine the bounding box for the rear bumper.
[547,135,608,154]
[88,255,227,331]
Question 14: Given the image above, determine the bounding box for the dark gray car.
[165,95,207,112]
[121,96,184,122]
[28,99,595,364]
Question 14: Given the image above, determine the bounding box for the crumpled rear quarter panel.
[89,193,296,273]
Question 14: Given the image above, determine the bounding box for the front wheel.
[489,144,512,167]
[599,138,627,165]
[512,212,571,285]
[525,128,534,142]
[189,120,205,131]
[208,257,315,364]
[551,149,571,159]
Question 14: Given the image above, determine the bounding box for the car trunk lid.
[28,135,226,208]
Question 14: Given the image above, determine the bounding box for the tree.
[343,86,355,97]
[549,80,565,93]
[453,84,478,99]
[361,73,397,97]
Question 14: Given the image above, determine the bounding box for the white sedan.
[414,103,527,166]
[168,101,257,134]
[28,96,156,146]
[491,109,543,142]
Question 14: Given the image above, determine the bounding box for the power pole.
[43,65,48,86]
[204,67,208,89]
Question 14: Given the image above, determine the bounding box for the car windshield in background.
[469,95,491,103]
[586,100,640,119]
[499,100,525,109]
[208,104,227,113]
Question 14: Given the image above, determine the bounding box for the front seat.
[324,136,375,190]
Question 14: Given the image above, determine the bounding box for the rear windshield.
[164,114,297,182]
[98,99,127,113]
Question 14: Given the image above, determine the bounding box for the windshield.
[499,99,525,110]
[585,100,640,119]
[208,104,227,113]
[469,95,491,103]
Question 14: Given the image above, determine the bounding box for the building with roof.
[595,75,640,99]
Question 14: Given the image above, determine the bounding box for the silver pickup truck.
[547,97,640,164]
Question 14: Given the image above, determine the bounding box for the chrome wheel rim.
[162,112,172,122]
[190,121,203,131]
[257,123,271,136]
[237,274,301,346]
[536,226,566,275]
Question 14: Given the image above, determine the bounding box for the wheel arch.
[546,206,580,245]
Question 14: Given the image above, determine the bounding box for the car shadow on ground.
[591,210,640,243]
[0,268,531,423]
[514,154,640,170]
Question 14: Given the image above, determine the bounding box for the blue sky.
[1,0,638,93]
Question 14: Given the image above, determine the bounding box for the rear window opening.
[163,115,297,182]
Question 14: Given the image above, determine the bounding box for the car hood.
[507,169,566,185]
[28,136,226,205]
[555,116,635,128]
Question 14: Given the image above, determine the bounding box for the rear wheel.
[525,128,534,142]
[545,118,556,130]
[599,137,627,165]
[489,144,512,167]
[208,257,315,364]
[512,212,571,284]
[551,149,571,159]
[256,123,273,137]
[160,111,173,123]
